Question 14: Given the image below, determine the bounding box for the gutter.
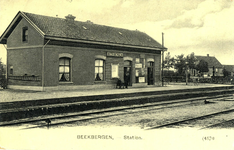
[44,36,164,51]
[42,40,50,91]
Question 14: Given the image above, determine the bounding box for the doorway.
[147,61,154,85]
[124,61,132,86]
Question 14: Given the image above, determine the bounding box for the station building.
[0,11,165,91]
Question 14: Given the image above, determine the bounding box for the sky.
[0,0,233,65]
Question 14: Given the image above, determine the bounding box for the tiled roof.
[223,65,234,72]
[195,55,223,68]
[22,12,162,49]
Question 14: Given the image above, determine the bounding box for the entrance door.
[124,67,131,86]
[147,62,154,85]
[124,61,132,86]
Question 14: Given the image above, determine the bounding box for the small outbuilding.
[0,11,164,91]
[223,65,234,77]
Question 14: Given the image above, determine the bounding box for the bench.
[116,79,125,89]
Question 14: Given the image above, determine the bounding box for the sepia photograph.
[0,0,234,150]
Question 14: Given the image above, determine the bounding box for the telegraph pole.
[162,32,164,87]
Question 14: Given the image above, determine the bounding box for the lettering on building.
[107,52,123,57]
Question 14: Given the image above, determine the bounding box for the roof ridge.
[22,11,143,34]
[195,55,215,57]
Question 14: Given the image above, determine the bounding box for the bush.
[210,76,234,84]
[0,75,7,89]
[199,78,211,83]
[163,76,183,82]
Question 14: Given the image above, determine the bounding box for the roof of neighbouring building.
[0,11,163,50]
[223,65,234,72]
[195,55,223,68]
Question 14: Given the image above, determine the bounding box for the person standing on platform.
[124,70,130,89]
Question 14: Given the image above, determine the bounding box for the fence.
[163,76,183,82]
[163,75,234,85]
[8,75,41,81]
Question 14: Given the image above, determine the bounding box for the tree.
[174,54,186,75]
[0,58,7,89]
[174,52,198,76]
[0,58,6,77]
[187,52,197,69]
[163,52,175,71]
[196,59,209,76]
[222,68,230,77]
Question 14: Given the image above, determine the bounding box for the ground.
[1,83,234,150]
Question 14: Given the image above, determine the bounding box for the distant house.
[223,65,234,76]
[0,11,164,91]
[190,54,223,77]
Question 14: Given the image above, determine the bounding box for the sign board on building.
[135,70,139,77]
[135,63,142,68]
[111,64,119,78]
[139,77,145,83]
[107,52,123,57]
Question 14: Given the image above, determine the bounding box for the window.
[124,60,131,66]
[10,66,13,75]
[22,27,28,42]
[59,57,71,82]
[95,59,104,81]
[148,61,154,67]
[111,64,119,78]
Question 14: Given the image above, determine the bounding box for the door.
[124,67,131,86]
[124,60,132,86]
[147,61,154,85]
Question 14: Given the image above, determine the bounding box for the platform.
[1,83,234,103]
[0,83,234,123]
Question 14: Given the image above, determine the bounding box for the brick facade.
[1,11,163,91]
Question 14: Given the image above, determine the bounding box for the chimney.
[65,14,76,22]
[207,54,209,57]
[86,20,93,24]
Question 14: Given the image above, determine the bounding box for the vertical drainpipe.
[42,40,50,91]
[3,44,7,80]
[162,32,164,87]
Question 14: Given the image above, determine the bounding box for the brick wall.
[7,18,44,48]
[154,54,161,84]
[7,47,42,86]
[43,45,162,87]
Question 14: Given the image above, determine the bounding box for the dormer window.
[83,26,87,30]
[22,27,28,42]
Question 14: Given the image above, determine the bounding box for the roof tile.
[195,55,223,68]
[23,12,162,48]
[223,65,234,72]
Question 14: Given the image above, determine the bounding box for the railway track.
[1,94,233,129]
[1,87,233,123]
[146,108,234,130]
[204,119,234,129]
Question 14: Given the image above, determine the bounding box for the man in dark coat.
[124,72,130,88]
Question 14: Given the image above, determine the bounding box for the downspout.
[161,33,164,87]
[42,40,50,91]
[3,44,7,80]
